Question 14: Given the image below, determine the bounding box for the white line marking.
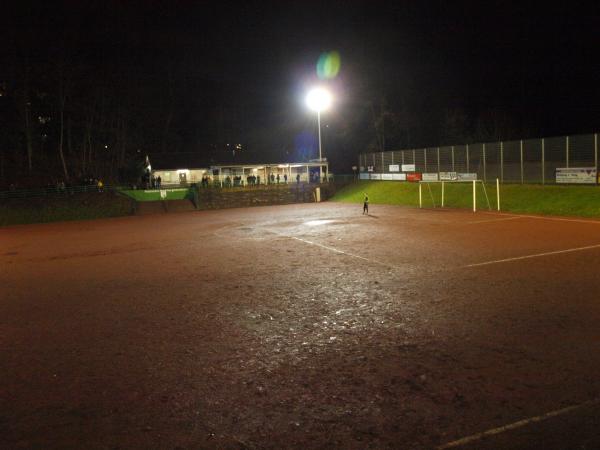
[290,236,393,268]
[467,216,522,224]
[464,243,600,268]
[263,226,425,272]
[481,211,600,225]
[437,397,600,449]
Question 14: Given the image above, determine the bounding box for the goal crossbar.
[418,179,498,212]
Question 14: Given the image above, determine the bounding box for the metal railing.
[359,132,599,184]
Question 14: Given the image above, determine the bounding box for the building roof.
[149,151,327,170]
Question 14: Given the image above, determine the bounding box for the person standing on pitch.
[363,193,369,215]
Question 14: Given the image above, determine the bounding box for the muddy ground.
[2,203,600,449]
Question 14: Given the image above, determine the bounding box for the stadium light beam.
[305,87,332,181]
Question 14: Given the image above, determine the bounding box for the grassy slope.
[0,192,134,226]
[120,188,192,201]
[331,181,600,218]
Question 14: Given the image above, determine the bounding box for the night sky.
[3,1,599,172]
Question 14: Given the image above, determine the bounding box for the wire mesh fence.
[360,132,599,184]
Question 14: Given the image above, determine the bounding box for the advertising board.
[556,167,597,184]
[402,164,416,172]
[389,164,400,172]
[391,173,407,181]
[439,172,458,181]
[381,173,393,180]
[407,173,422,182]
[422,173,439,181]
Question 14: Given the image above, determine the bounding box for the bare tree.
[56,62,69,181]
[17,63,35,175]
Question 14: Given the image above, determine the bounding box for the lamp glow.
[305,88,332,112]
[305,87,334,176]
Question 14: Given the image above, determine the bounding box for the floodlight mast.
[306,88,332,181]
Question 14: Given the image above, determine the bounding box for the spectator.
[97,179,104,193]
[284,173,288,183]
[296,173,300,184]
[276,174,280,184]
[156,176,162,188]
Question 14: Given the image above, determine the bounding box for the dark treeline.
[0,2,253,188]
[1,2,597,188]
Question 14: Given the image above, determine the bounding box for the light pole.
[306,87,332,181]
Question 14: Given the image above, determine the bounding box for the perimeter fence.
[359,132,599,184]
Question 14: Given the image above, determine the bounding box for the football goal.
[418,179,501,212]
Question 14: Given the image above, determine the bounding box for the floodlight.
[305,88,332,112]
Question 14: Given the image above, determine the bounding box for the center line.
[290,236,393,267]
[243,225,398,269]
[464,243,600,267]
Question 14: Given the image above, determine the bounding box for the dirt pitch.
[2,203,600,449]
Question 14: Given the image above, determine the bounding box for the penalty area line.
[467,216,522,225]
[437,397,600,449]
[464,243,600,268]
[481,211,600,225]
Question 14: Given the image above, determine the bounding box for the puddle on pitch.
[304,219,334,226]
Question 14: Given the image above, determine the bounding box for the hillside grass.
[331,181,600,218]
[119,188,192,201]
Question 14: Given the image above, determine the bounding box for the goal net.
[418,179,495,212]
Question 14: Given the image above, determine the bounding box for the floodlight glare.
[305,87,333,175]
[305,88,332,112]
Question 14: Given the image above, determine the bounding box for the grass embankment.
[0,192,134,226]
[119,187,192,201]
[331,181,600,218]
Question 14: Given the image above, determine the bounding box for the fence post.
[437,147,440,174]
[381,152,384,172]
[496,178,500,211]
[419,183,422,208]
[483,143,487,182]
[391,151,394,165]
[500,141,504,183]
[472,180,476,212]
[402,150,405,165]
[451,146,455,171]
[466,144,470,172]
[542,138,545,184]
[413,149,416,167]
[594,133,598,182]
[566,135,569,168]
[520,140,524,184]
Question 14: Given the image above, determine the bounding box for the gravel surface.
[2,203,600,449]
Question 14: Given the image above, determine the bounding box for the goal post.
[418,179,495,212]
